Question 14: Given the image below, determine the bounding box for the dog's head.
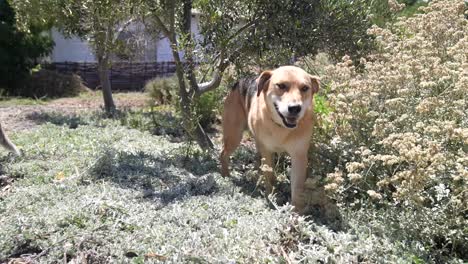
[257,66,320,129]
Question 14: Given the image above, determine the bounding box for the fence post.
[110,63,113,90]
[130,62,133,90]
[144,62,147,91]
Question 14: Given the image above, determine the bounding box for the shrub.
[17,69,88,98]
[144,76,178,106]
[0,0,53,94]
[118,108,185,139]
[145,75,224,131]
[193,88,225,130]
[312,0,467,261]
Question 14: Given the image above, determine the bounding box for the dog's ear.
[257,71,272,96]
[309,75,320,94]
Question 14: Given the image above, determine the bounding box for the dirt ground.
[0,92,148,132]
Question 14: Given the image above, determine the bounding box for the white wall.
[50,29,96,62]
[152,14,202,61]
[156,37,173,62]
[156,14,202,62]
[50,15,202,63]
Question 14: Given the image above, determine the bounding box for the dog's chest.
[248,118,291,152]
[260,132,287,152]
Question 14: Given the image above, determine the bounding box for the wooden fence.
[42,61,177,91]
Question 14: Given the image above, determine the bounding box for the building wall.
[155,37,172,62]
[50,29,96,62]
[156,15,202,61]
[50,15,202,63]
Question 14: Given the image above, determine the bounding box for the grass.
[0,110,429,263]
[0,97,47,107]
[77,90,150,100]
[0,91,148,108]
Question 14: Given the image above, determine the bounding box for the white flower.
[434,184,450,201]
[367,190,382,200]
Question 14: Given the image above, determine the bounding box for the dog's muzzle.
[274,103,298,128]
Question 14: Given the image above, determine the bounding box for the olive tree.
[9,0,140,113]
[142,0,258,149]
[142,0,381,149]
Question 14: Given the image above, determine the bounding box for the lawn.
[1,107,408,263]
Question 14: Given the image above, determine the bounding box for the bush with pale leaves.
[309,0,467,261]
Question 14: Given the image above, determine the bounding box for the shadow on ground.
[87,148,220,208]
[25,110,186,140]
[25,111,92,129]
[24,110,344,230]
[229,145,345,231]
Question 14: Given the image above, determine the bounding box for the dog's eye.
[277,83,287,90]
[301,86,310,92]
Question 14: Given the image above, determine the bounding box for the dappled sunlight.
[1,0,465,262]
[1,114,403,263]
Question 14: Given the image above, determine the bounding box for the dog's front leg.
[258,147,275,194]
[290,150,308,213]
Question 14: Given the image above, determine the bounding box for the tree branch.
[168,1,175,39]
[195,21,256,95]
[225,19,256,45]
[196,50,228,95]
[181,1,200,94]
[151,13,171,39]
[113,18,136,42]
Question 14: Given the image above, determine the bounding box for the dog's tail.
[0,122,21,156]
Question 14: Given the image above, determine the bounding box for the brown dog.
[220,66,320,212]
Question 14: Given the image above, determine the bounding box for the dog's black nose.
[288,105,302,115]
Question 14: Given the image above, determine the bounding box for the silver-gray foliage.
[1,114,411,263]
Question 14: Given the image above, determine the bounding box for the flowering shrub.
[310,0,467,261]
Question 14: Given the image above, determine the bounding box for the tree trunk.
[97,55,116,113]
[151,1,214,150]
[166,0,213,150]
[171,46,214,150]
